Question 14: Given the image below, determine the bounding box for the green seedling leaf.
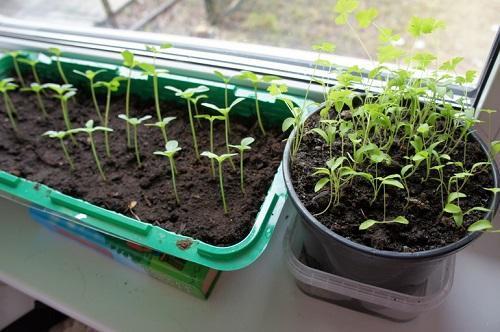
[314,177,330,192]
[333,0,359,25]
[439,57,464,71]
[377,45,405,63]
[468,219,493,232]
[359,219,377,230]
[407,16,445,37]
[444,203,462,214]
[465,207,491,215]
[447,192,467,203]
[355,8,378,28]
[491,141,500,155]
[484,187,500,194]
[381,178,404,189]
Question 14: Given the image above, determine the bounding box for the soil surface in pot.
[0,90,285,246]
[291,113,494,252]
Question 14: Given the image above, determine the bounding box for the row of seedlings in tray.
[1,45,283,214]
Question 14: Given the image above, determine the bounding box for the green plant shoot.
[48,47,69,84]
[154,140,182,204]
[0,78,19,133]
[229,137,255,193]
[202,98,245,168]
[71,120,112,181]
[42,130,75,170]
[165,85,210,158]
[20,83,48,118]
[201,151,237,214]
[236,71,279,135]
[17,58,42,85]
[191,93,208,125]
[145,116,176,144]
[118,114,152,167]
[194,114,225,177]
[94,77,124,157]
[121,50,139,147]
[213,70,232,109]
[359,216,409,230]
[7,51,25,87]
[73,69,107,123]
[138,43,172,141]
[45,83,77,144]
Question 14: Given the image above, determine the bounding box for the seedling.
[94,77,124,157]
[118,114,152,167]
[121,50,139,147]
[7,51,25,87]
[154,140,182,204]
[201,151,237,214]
[191,93,208,125]
[45,83,77,144]
[48,47,68,84]
[71,120,112,181]
[310,120,337,158]
[359,216,409,230]
[236,70,278,135]
[17,58,42,85]
[145,116,176,144]
[202,98,245,167]
[73,69,107,123]
[229,137,255,193]
[194,114,225,176]
[213,70,232,109]
[165,85,210,158]
[138,43,172,140]
[0,78,19,133]
[313,156,348,215]
[20,83,48,118]
[42,130,75,170]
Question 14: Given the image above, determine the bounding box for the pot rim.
[283,106,500,260]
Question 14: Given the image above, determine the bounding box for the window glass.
[1,0,498,75]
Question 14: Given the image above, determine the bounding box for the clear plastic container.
[284,217,456,322]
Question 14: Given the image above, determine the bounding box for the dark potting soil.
[0,91,285,246]
[291,113,495,252]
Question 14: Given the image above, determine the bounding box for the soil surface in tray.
[291,113,495,252]
[0,91,285,246]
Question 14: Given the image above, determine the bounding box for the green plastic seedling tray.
[0,51,299,271]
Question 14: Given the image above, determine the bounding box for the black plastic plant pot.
[282,108,500,293]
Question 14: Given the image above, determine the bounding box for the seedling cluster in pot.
[274,0,500,234]
[0,45,280,215]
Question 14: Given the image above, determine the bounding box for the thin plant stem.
[224,115,236,169]
[239,150,245,193]
[254,87,266,135]
[187,100,199,159]
[194,101,201,125]
[3,93,18,133]
[153,74,167,142]
[133,125,141,166]
[90,79,103,123]
[89,134,106,181]
[224,83,228,109]
[56,56,69,84]
[383,184,386,221]
[218,162,228,213]
[169,157,180,204]
[61,100,76,144]
[59,138,74,170]
[209,120,215,177]
[35,91,48,118]
[125,73,132,147]
[12,58,25,87]
[104,89,111,157]
[31,65,41,85]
